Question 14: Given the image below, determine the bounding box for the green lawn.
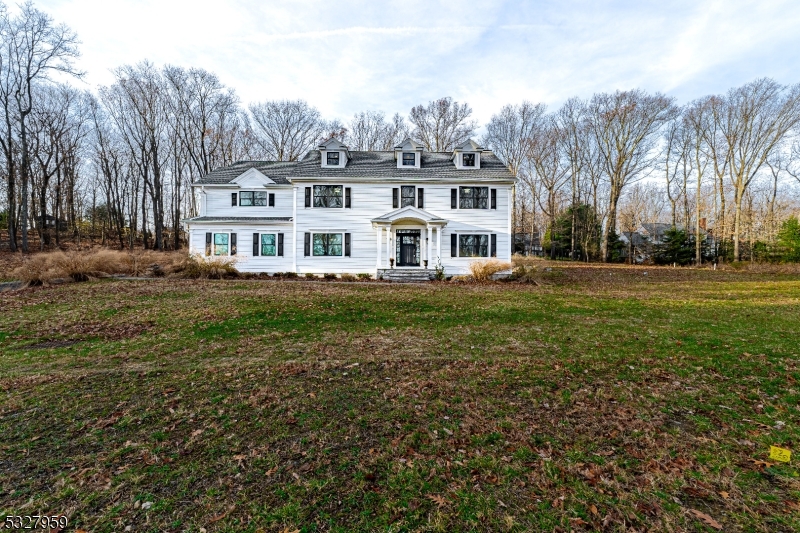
[1,266,800,532]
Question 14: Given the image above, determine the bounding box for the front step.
[378,268,434,282]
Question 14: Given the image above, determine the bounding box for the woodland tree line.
[1,2,799,263]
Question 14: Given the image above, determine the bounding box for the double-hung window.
[313,185,343,208]
[462,153,476,167]
[260,234,277,256]
[402,152,415,166]
[326,152,340,165]
[239,191,267,206]
[459,186,488,209]
[401,186,416,207]
[313,233,343,256]
[213,233,229,256]
[459,234,489,257]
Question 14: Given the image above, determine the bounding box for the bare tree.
[248,99,324,161]
[684,99,711,263]
[408,97,477,151]
[1,1,81,251]
[718,78,800,260]
[588,90,678,261]
[344,111,406,150]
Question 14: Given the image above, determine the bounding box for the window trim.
[238,190,268,207]
[212,232,231,256]
[259,232,278,257]
[326,151,340,166]
[452,233,492,258]
[458,186,489,209]
[312,184,345,209]
[400,185,416,208]
[311,232,344,257]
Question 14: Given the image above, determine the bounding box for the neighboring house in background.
[184,138,515,278]
[620,222,707,263]
[34,214,68,231]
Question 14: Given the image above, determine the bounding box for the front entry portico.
[371,206,448,272]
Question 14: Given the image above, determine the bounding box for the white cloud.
[33,0,800,126]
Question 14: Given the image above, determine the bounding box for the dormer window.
[402,153,415,166]
[326,152,340,166]
[462,153,476,167]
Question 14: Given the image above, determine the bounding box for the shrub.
[305,272,317,279]
[323,273,337,280]
[468,259,512,282]
[433,258,446,281]
[509,264,540,284]
[12,254,64,285]
[340,273,357,282]
[176,254,239,279]
[356,273,372,280]
[284,272,298,278]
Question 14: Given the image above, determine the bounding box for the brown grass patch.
[468,259,512,281]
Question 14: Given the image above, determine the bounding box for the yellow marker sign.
[769,446,792,463]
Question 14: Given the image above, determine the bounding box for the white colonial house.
[185,138,515,279]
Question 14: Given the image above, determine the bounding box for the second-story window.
[462,153,476,167]
[326,151,340,165]
[313,185,343,208]
[459,186,488,209]
[402,152,415,166]
[239,191,267,206]
[401,186,416,207]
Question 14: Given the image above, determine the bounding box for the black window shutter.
[230,233,237,255]
[205,232,212,256]
[418,188,424,209]
[451,233,457,257]
[491,234,497,257]
[253,232,259,256]
[231,192,237,206]
[278,233,284,256]
[345,187,351,208]
[269,193,275,207]
[392,188,399,209]
[491,189,497,209]
[305,187,311,208]
[451,189,457,209]
[304,232,310,256]
[345,233,351,256]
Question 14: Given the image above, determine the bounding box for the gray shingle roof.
[195,161,297,185]
[186,216,292,223]
[292,150,514,180]
[195,150,515,185]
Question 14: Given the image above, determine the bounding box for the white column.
[427,225,433,268]
[436,226,442,262]
[292,186,298,273]
[386,227,392,267]
[376,227,382,269]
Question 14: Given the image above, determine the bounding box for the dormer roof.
[394,138,424,152]
[319,137,349,151]
[453,139,484,153]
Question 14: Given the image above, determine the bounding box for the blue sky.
[37,0,800,125]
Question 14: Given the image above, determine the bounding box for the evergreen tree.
[776,217,800,263]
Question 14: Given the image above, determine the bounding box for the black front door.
[396,230,420,266]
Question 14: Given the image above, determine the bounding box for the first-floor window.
[459,234,488,257]
[261,234,277,256]
[214,233,229,255]
[313,233,343,256]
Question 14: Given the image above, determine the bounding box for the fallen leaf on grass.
[209,504,235,523]
[590,504,598,516]
[428,494,449,508]
[689,509,722,530]
[785,500,800,512]
[719,491,729,499]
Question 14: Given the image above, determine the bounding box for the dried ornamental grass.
[468,259,513,282]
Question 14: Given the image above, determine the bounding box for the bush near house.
[468,258,512,281]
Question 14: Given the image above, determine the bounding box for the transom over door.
[396,230,420,266]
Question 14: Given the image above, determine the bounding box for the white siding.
[204,186,293,218]
[188,224,295,273]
